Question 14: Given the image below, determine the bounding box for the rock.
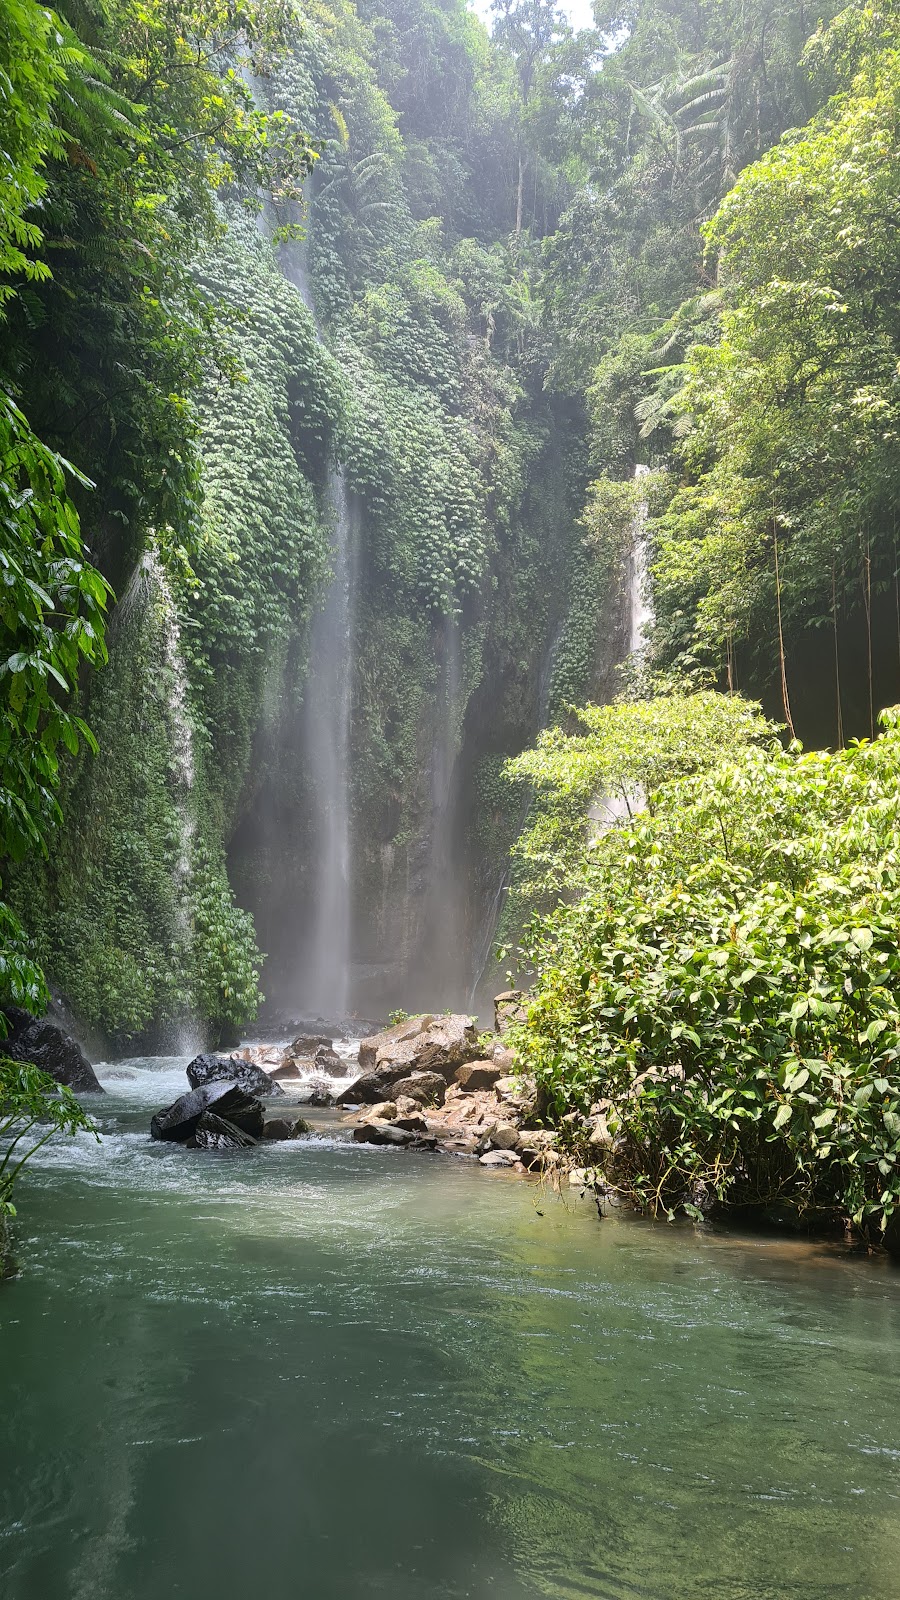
[479,1149,519,1168]
[314,1044,345,1075]
[190,1111,258,1151]
[268,1058,302,1081]
[2,1006,101,1094]
[335,1072,384,1106]
[305,1078,334,1106]
[392,1113,429,1133]
[357,1015,432,1071]
[390,1071,446,1107]
[456,1061,502,1093]
[492,1043,516,1073]
[151,1081,264,1143]
[358,1013,480,1083]
[366,1101,398,1121]
[353,1122,414,1147]
[494,991,526,1035]
[489,1123,520,1151]
[291,1034,333,1056]
[588,1114,613,1148]
[262,1115,312,1140]
[186,1052,283,1099]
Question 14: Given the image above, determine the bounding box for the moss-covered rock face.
[12,0,626,1040]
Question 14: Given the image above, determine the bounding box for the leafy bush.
[514,699,900,1237]
[0,1059,97,1219]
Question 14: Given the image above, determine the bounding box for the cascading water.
[266,205,359,1017]
[591,461,653,827]
[298,475,359,1017]
[417,613,465,1007]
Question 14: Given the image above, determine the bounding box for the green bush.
[514,699,900,1237]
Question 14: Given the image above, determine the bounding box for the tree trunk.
[515,152,524,237]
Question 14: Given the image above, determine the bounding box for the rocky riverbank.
[146,1004,566,1178]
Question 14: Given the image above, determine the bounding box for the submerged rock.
[2,1007,102,1094]
[150,1082,264,1143]
[191,1111,258,1151]
[186,1052,283,1099]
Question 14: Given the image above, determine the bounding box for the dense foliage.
[513,700,900,1238]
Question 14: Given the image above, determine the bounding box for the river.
[2,1055,900,1599]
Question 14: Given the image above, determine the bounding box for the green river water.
[1,1055,900,1600]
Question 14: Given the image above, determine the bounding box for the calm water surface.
[1,1056,899,1600]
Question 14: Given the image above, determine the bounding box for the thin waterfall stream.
[264,210,359,1016]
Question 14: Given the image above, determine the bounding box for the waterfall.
[298,474,359,1017]
[590,462,653,827]
[628,463,653,655]
[267,206,359,1017]
[417,614,465,1007]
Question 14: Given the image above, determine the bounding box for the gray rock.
[291,1034,333,1056]
[2,1007,101,1094]
[263,1115,312,1141]
[353,1122,414,1146]
[489,1123,520,1151]
[186,1052,283,1099]
[390,1071,446,1107]
[151,1081,264,1143]
[494,991,526,1035]
[314,1044,345,1075]
[456,1061,502,1092]
[190,1111,258,1150]
[479,1149,520,1168]
[358,1013,479,1083]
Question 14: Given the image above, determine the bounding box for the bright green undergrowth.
[512,695,900,1237]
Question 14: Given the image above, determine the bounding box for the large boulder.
[456,1061,502,1093]
[357,1014,480,1084]
[390,1071,446,1107]
[186,1052,283,1099]
[150,1081,264,1143]
[190,1111,258,1151]
[2,1007,101,1094]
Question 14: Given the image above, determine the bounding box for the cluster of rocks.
[150,1055,311,1151]
[335,1006,561,1174]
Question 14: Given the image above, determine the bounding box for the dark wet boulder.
[315,1044,346,1075]
[2,1007,102,1094]
[291,1034,333,1056]
[335,1072,386,1106]
[186,1052,283,1098]
[190,1112,258,1150]
[263,1115,312,1140]
[150,1081,264,1143]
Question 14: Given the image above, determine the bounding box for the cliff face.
[12,0,630,1042]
